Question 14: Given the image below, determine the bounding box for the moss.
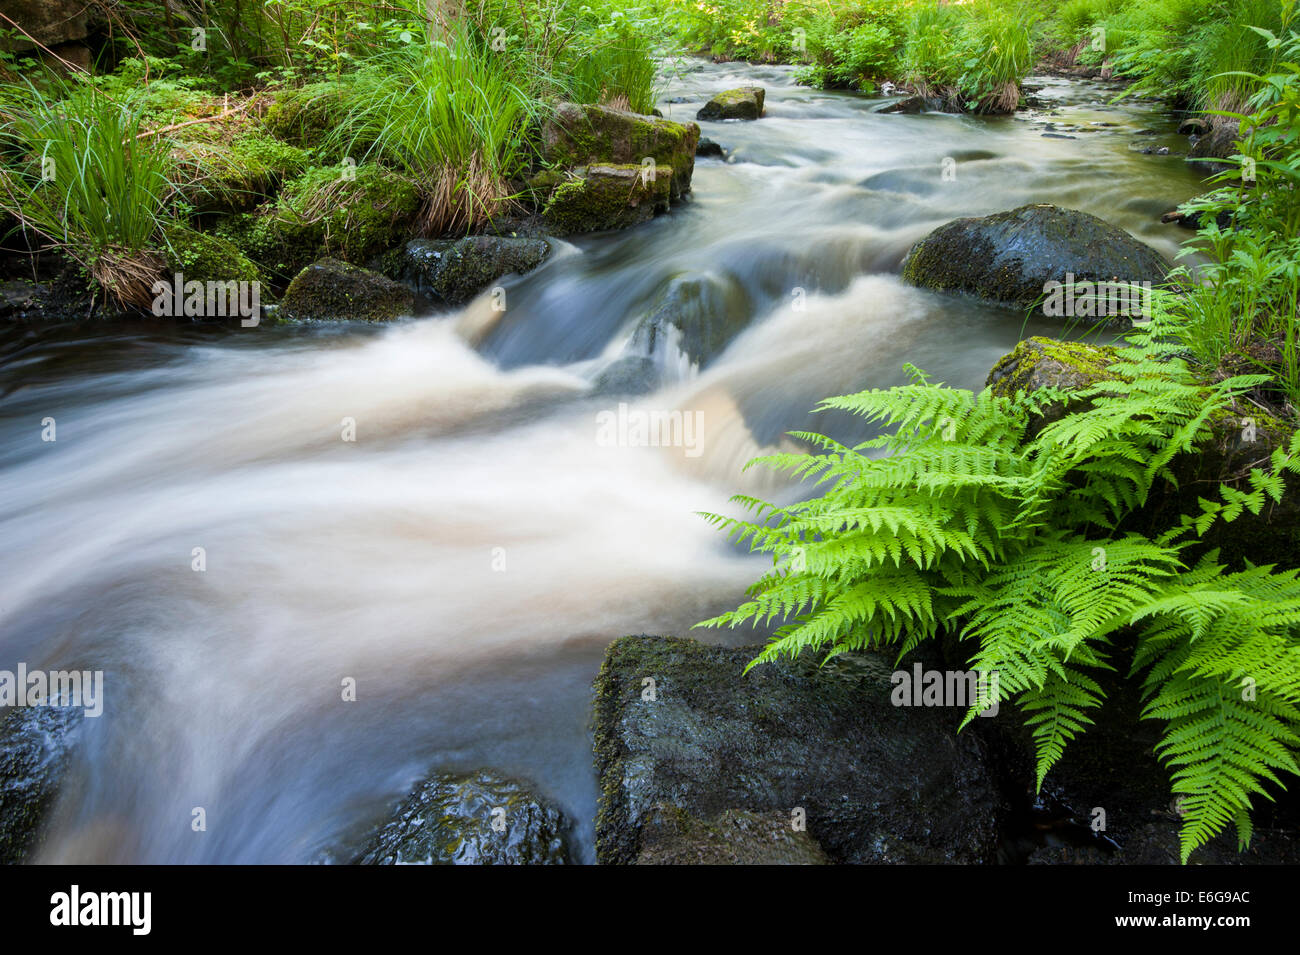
[162,225,265,290]
[541,164,673,236]
[696,86,765,121]
[219,164,419,282]
[183,129,311,213]
[281,258,414,322]
[986,336,1120,400]
[539,104,699,204]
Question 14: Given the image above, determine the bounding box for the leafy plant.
[698,319,1300,862]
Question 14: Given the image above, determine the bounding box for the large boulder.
[986,336,1300,572]
[390,236,550,307]
[539,102,699,202]
[634,806,829,865]
[281,258,414,322]
[356,769,572,865]
[540,164,673,236]
[902,204,1169,319]
[697,87,765,121]
[593,635,1001,865]
[0,706,85,864]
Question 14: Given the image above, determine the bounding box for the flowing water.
[0,63,1207,863]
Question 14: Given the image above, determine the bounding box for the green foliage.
[325,24,537,235]
[698,321,1300,862]
[0,76,175,305]
[1167,25,1300,404]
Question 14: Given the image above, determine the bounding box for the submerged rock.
[0,706,85,864]
[697,87,765,121]
[356,769,572,865]
[635,806,829,865]
[695,138,725,158]
[901,204,1168,318]
[592,355,659,396]
[593,635,1000,865]
[540,164,674,236]
[281,258,414,322]
[394,236,551,307]
[629,273,752,370]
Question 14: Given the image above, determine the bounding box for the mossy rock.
[260,83,371,162]
[392,235,551,307]
[355,769,572,865]
[985,335,1300,571]
[281,258,414,322]
[696,86,766,121]
[219,164,420,282]
[634,806,830,865]
[541,164,673,236]
[593,635,1000,865]
[901,204,1169,319]
[539,103,699,202]
[177,127,310,215]
[162,225,265,291]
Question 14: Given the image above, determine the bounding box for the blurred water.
[0,63,1205,863]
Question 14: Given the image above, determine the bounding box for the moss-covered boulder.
[356,769,572,865]
[391,235,551,307]
[634,806,830,865]
[281,258,414,322]
[162,225,265,290]
[902,204,1169,319]
[539,102,699,202]
[179,129,310,214]
[697,86,766,121]
[260,83,369,162]
[221,164,420,281]
[593,635,1000,865]
[0,706,84,864]
[541,164,674,236]
[987,336,1300,571]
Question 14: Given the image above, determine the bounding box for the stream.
[0,62,1207,863]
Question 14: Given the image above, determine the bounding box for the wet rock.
[281,258,414,322]
[592,356,658,396]
[695,138,725,158]
[356,769,572,865]
[539,102,699,202]
[635,806,830,865]
[540,164,673,236]
[0,706,85,864]
[697,87,765,121]
[394,236,550,307]
[593,635,1001,865]
[877,94,947,114]
[901,203,1169,316]
[1188,116,1241,171]
[629,273,752,369]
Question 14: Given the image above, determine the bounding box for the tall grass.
[326,26,538,235]
[0,80,174,305]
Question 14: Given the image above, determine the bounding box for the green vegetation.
[699,316,1300,863]
[0,77,174,306]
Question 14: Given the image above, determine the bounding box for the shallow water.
[0,63,1207,863]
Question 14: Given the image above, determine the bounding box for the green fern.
[698,320,1300,862]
